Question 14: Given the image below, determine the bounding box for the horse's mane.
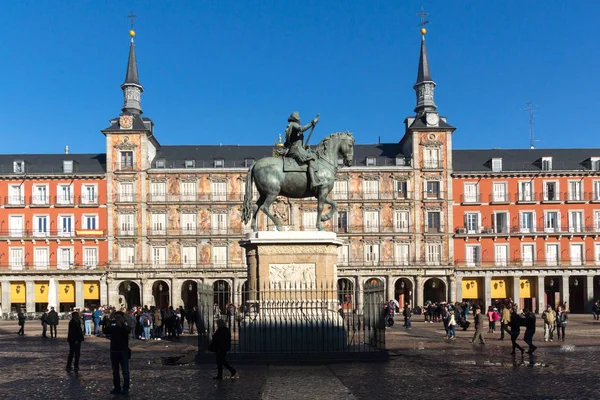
[314,131,354,158]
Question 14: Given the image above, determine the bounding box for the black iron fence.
[196,281,386,357]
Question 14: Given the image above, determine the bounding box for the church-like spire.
[413,27,437,115]
[120,29,144,115]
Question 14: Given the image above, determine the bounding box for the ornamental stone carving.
[257,245,336,255]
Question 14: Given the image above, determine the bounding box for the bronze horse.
[242,132,354,231]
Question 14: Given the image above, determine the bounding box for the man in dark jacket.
[470,307,486,345]
[66,311,84,372]
[47,307,59,338]
[106,311,132,395]
[509,306,525,355]
[41,310,48,338]
[523,308,537,354]
[210,319,236,379]
[17,310,25,336]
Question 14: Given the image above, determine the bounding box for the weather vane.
[417,7,429,35]
[127,11,137,30]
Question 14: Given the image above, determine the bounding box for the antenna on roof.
[523,101,539,149]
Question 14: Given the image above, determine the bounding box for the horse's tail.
[241,164,255,225]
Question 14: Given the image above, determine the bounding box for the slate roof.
[416,36,432,84]
[152,143,409,169]
[0,154,106,175]
[102,116,153,132]
[453,148,600,173]
[123,40,141,87]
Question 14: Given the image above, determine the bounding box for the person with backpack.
[141,311,152,341]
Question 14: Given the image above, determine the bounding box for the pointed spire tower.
[413,27,436,116]
[121,29,144,115]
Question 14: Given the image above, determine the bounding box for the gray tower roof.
[123,39,140,86]
[415,36,432,84]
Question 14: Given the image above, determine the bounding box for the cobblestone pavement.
[0,315,599,399]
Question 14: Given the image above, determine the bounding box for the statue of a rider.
[283,111,323,189]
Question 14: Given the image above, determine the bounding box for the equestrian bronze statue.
[242,112,354,231]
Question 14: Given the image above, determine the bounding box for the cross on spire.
[417,7,429,28]
[127,11,137,30]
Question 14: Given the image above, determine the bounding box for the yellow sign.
[84,282,100,300]
[520,278,532,298]
[59,282,75,303]
[491,279,507,299]
[35,282,49,303]
[462,279,479,299]
[11,282,26,303]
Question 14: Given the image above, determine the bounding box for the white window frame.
[150,181,167,202]
[423,147,440,169]
[394,180,408,199]
[364,244,380,265]
[118,182,134,202]
[595,243,600,263]
[9,215,24,238]
[8,184,24,206]
[494,244,508,266]
[9,247,24,268]
[58,215,74,237]
[151,213,167,235]
[492,211,510,234]
[393,210,410,233]
[212,245,228,266]
[118,214,135,236]
[181,213,197,235]
[568,180,583,201]
[546,244,559,266]
[568,210,584,233]
[57,246,74,269]
[119,246,135,267]
[570,243,584,266]
[365,157,376,166]
[465,245,481,267]
[155,159,166,168]
[333,180,348,200]
[544,211,560,233]
[491,158,502,172]
[82,214,98,230]
[180,181,197,201]
[211,212,228,234]
[34,247,49,268]
[211,182,227,201]
[521,244,535,266]
[337,244,350,266]
[591,157,600,171]
[33,215,48,237]
[425,243,441,265]
[363,180,379,200]
[57,184,74,205]
[492,182,508,202]
[32,184,49,205]
[214,159,224,168]
[542,157,552,171]
[519,211,535,233]
[152,247,167,267]
[464,212,481,234]
[83,247,98,267]
[593,181,600,201]
[13,160,25,174]
[518,181,533,202]
[185,159,195,168]
[81,184,98,205]
[394,243,410,266]
[463,183,479,203]
[595,211,600,232]
[182,246,197,266]
[63,160,73,173]
[543,181,560,201]
[364,211,380,233]
[302,210,318,231]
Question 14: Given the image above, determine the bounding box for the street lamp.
[188,283,193,292]
[65,284,70,293]
[549,279,554,288]
[574,279,579,287]
[127,283,131,292]
[159,283,164,292]
[40,285,46,293]
[431,281,436,289]
[16,285,21,293]
[400,281,405,289]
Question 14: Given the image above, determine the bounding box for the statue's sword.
[304,114,320,149]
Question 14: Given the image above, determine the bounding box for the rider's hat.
[288,111,300,123]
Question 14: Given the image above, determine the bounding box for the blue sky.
[0,1,598,154]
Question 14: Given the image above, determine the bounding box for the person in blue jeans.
[447,309,457,340]
[106,312,131,395]
[403,303,412,329]
[83,308,93,336]
[93,308,103,336]
[141,312,152,340]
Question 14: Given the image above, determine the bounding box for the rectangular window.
[8,184,24,205]
[83,248,98,267]
[151,213,167,235]
[13,161,25,174]
[181,213,197,235]
[336,211,348,233]
[119,247,135,267]
[118,182,134,202]
[363,180,379,200]
[365,157,376,166]
[364,244,379,264]
[495,245,508,266]
[394,210,409,232]
[491,158,502,172]
[520,211,534,233]
[120,151,134,170]
[155,159,166,168]
[394,180,408,199]
[211,212,228,234]
[211,182,227,201]
[395,157,405,166]
[546,244,558,266]
[464,213,479,233]
[180,181,197,201]
[423,148,440,169]
[543,181,559,201]
[463,183,479,203]
[595,211,600,232]
[63,160,73,173]
[519,181,533,202]
[492,182,507,202]
[118,214,135,235]
[426,181,440,199]
[595,243,600,263]
[568,181,582,201]
[465,245,481,266]
[302,211,317,231]
[570,243,583,266]
[32,185,49,205]
[522,244,535,266]
[152,247,167,266]
[426,243,441,264]
[9,248,24,268]
[395,244,410,265]
[83,215,97,230]
[185,159,195,168]
[150,182,167,202]
[542,157,552,171]
[594,181,600,201]
[34,248,49,268]
[544,211,559,233]
[57,184,73,204]
[333,180,348,200]
[337,245,350,266]
[568,211,583,233]
[82,184,97,204]
[427,211,441,232]
[182,246,197,266]
[364,211,379,233]
[212,246,227,266]
[9,215,24,238]
[591,158,600,171]
[57,247,73,268]
[58,215,73,237]
[493,212,509,234]
[214,159,224,168]
[244,158,255,168]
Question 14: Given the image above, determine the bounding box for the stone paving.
[0,315,599,399]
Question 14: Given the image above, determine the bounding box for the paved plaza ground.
[0,315,598,399]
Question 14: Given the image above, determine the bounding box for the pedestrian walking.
[470,307,485,345]
[41,310,48,338]
[500,305,510,341]
[509,305,525,355]
[106,311,131,395]
[66,311,84,373]
[447,309,457,340]
[592,301,599,321]
[209,319,237,380]
[523,308,537,354]
[556,305,568,342]
[403,303,412,329]
[93,308,103,336]
[542,305,556,342]
[17,310,25,336]
[47,307,59,338]
[83,308,93,336]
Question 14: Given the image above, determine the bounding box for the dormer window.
[244,158,254,168]
[591,157,600,171]
[395,157,405,166]
[13,161,24,174]
[155,159,166,168]
[185,159,195,168]
[214,159,224,168]
[491,158,502,172]
[366,157,376,167]
[63,160,73,173]
[337,158,344,167]
[542,157,552,171]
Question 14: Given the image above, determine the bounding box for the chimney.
[65,145,69,154]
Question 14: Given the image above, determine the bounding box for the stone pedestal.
[239,231,346,352]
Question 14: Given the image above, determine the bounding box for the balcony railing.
[116,194,137,203]
[423,160,443,169]
[454,225,600,235]
[55,195,75,205]
[461,194,482,204]
[118,163,136,171]
[5,196,25,207]
[0,229,106,239]
[0,262,108,270]
[108,262,247,271]
[424,191,445,200]
[454,258,600,268]
[424,225,445,234]
[489,193,512,203]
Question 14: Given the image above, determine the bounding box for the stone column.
[387,275,394,302]
[1,281,11,317]
[356,277,364,315]
[454,275,462,302]
[25,280,35,313]
[512,275,521,309]
[53,280,61,310]
[415,275,424,308]
[100,276,108,306]
[561,275,570,311]
[232,277,239,306]
[75,281,84,310]
[586,275,594,313]
[171,278,180,307]
[536,275,545,314]
[484,275,492,309]
[448,276,456,303]
[142,279,153,308]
